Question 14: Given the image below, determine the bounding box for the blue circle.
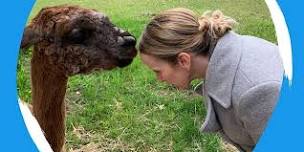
[0,0,303,151]
[255,0,304,151]
[0,0,38,151]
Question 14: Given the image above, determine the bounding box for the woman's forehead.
[140,53,166,69]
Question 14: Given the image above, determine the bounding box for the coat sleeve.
[237,81,281,144]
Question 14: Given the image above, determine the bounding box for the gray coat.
[199,31,284,151]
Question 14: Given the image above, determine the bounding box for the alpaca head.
[21,5,137,76]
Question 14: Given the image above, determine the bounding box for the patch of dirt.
[221,140,239,152]
[67,126,239,152]
[67,126,136,152]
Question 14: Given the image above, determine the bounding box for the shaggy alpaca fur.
[20,5,137,152]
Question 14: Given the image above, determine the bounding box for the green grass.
[18,0,275,151]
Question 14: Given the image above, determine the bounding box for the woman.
[139,8,283,151]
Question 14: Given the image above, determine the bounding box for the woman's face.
[140,53,191,89]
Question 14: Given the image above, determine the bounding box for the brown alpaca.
[20,5,137,152]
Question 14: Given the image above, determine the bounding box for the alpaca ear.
[20,26,41,50]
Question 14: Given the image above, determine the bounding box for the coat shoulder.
[235,81,282,143]
[237,35,283,84]
[231,35,284,105]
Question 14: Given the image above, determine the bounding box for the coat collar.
[204,31,242,108]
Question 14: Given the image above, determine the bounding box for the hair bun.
[198,16,210,32]
[198,10,236,38]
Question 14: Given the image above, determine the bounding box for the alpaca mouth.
[117,58,134,67]
[116,47,137,68]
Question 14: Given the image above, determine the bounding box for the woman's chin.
[174,83,190,90]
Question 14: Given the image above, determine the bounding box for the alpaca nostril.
[115,27,128,36]
[121,36,136,47]
[117,35,136,47]
[114,27,121,33]
[117,36,124,46]
[114,26,136,47]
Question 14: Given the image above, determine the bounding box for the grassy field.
[17,0,275,151]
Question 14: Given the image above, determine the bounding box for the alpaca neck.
[31,52,68,152]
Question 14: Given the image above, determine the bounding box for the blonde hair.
[139,8,236,62]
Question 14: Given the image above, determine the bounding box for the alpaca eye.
[67,28,86,44]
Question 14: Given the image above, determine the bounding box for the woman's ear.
[176,52,191,70]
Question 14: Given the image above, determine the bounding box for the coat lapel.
[201,31,243,132]
[205,31,242,108]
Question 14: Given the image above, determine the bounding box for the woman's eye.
[153,70,160,74]
[154,71,162,77]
